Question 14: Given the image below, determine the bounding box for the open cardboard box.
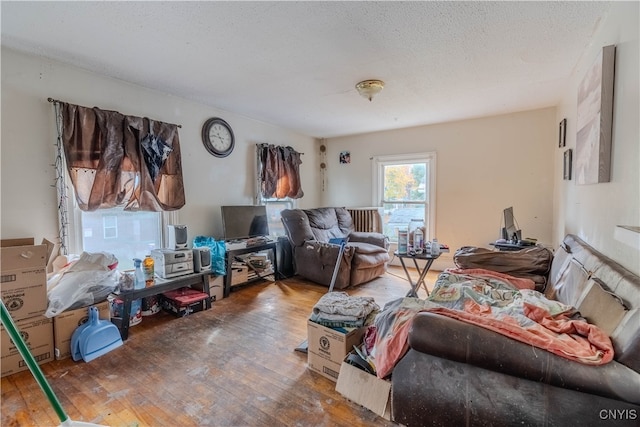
[1,238,57,376]
[1,238,55,321]
[335,350,392,420]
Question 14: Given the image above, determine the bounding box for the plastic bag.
[45,252,119,317]
[193,236,226,275]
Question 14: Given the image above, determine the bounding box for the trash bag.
[193,236,226,276]
[453,245,553,291]
[45,252,119,317]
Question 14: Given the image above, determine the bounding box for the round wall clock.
[202,117,235,158]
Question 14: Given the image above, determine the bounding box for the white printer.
[151,248,194,279]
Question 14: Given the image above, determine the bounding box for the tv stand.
[224,240,278,296]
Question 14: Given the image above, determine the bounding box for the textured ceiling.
[1,1,611,138]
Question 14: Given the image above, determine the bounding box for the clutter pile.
[45,252,119,318]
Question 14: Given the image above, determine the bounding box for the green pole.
[0,299,69,424]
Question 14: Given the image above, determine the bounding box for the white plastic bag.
[45,252,119,317]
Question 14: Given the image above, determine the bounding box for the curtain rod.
[47,97,182,128]
[256,142,304,155]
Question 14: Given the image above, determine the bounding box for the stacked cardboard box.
[306,320,365,382]
[52,300,111,360]
[230,262,249,286]
[1,238,53,377]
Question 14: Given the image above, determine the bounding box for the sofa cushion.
[408,312,640,405]
[350,244,390,269]
[576,278,628,336]
[280,209,315,247]
[304,207,353,242]
[545,257,590,307]
[392,349,640,427]
[554,235,640,372]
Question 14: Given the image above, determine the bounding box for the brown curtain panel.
[258,144,304,199]
[61,102,185,211]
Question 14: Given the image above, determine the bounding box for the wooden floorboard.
[1,266,438,427]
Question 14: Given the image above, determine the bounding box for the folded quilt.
[312,291,379,318]
[311,291,380,329]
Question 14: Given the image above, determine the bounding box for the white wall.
[553,2,639,275]
[322,108,556,269]
[0,48,320,246]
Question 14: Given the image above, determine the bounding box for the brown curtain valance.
[258,144,304,199]
[61,102,185,211]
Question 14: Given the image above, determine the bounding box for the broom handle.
[328,242,346,293]
[0,299,69,424]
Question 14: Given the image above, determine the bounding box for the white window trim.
[65,191,179,256]
[371,152,437,240]
[102,215,118,239]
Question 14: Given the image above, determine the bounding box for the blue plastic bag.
[193,236,226,275]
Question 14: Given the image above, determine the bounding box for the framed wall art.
[339,151,351,164]
[575,45,616,184]
[558,118,566,148]
[563,149,572,180]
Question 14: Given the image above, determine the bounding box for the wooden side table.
[394,251,440,297]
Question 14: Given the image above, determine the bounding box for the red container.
[161,287,209,317]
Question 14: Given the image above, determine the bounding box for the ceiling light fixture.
[355,79,385,102]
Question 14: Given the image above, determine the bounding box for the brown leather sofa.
[392,234,640,426]
[280,207,390,289]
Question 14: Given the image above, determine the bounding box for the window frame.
[102,215,119,239]
[372,152,437,240]
[65,190,178,266]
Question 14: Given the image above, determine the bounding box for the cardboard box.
[53,300,111,360]
[1,239,49,321]
[1,315,54,377]
[192,275,224,301]
[336,351,392,420]
[307,320,365,382]
[230,264,249,286]
[209,275,224,301]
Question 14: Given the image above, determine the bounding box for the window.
[260,199,294,238]
[372,152,437,242]
[102,215,118,239]
[66,196,178,271]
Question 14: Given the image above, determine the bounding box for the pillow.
[576,278,628,336]
[548,258,589,307]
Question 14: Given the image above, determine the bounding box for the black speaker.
[193,247,212,273]
[168,225,188,250]
[276,236,294,279]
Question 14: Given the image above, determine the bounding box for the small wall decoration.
[563,149,573,180]
[558,118,566,148]
[319,142,327,191]
[339,151,351,164]
[575,45,615,184]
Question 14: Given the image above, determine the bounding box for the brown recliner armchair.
[280,207,390,289]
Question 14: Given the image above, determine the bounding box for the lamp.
[355,80,385,101]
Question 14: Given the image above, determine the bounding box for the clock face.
[202,118,234,157]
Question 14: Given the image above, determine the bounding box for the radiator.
[347,207,383,233]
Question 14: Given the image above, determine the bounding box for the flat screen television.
[221,205,269,241]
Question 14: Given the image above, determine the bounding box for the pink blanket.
[371,268,614,379]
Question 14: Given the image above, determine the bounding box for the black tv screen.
[221,205,269,240]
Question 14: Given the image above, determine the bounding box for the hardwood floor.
[1,266,439,427]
